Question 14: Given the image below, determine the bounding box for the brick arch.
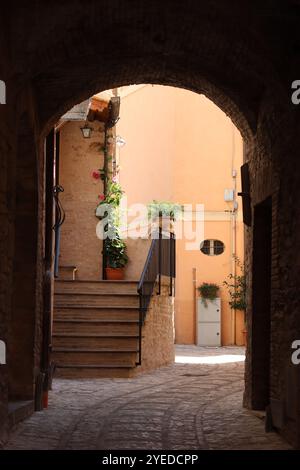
[24,1,290,417]
[38,58,256,144]
[25,2,281,144]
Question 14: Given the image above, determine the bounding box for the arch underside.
[36,55,258,143]
[19,2,278,143]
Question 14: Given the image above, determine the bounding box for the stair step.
[52,347,138,353]
[52,279,142,378]
[55,280,138,294]
[54,293,139,307]
[54,305,140,309]
[53,322,139,335]
[53,319,139,324]
[53,332,139,337]
[52,350,137,365]
[55,365,135,379]
[57,363,134,369]
[54,307,140,321]
[52,335,139,349]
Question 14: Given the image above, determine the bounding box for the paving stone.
[3,346,291,450]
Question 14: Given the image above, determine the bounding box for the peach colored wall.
[125,238,151,280]
[117,85,244,346]
[59,121,104,280]
[118,86,175,205]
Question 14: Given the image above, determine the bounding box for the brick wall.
[59,121,105,280]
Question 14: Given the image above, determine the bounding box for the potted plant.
[95,180,129,279]
[197,282,220,307]
[105,233,128,280]
[147,200,183,233]
[223,256,247,344]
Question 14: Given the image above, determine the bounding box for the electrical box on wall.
[224,188,234,201]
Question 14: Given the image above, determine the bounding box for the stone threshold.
[8,400,34,427]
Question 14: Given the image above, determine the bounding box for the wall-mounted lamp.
[80,123,93,138]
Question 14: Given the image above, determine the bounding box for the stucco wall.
[124,238,151,280]
[117,86,244,346]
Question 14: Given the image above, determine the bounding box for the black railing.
[136,227,176,365]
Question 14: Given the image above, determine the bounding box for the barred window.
[200,239,225,256]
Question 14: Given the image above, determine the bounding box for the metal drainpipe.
[102,125,108,280]
[231,124,237,345]
[193,267,197,345]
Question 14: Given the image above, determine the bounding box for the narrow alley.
[4,347,290,450]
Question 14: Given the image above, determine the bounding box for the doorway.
[251,197,272,410]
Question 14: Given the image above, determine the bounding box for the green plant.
[147,200,183,220]
[97,181,128,269]
[197,282,219,307]
[104,181,124,206]
[95,180,124,219]
[105,234,128,268]
[223,256,246,311]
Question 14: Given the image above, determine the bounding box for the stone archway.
[8,112,38,402]
[1,1,300,448]
[31,8,295,445]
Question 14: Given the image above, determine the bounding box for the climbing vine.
[223,256,246,311]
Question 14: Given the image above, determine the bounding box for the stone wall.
[242,91,300,447]
[136,278,175,374]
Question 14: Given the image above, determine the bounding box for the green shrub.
[197,282,219,307]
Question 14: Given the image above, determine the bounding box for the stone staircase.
[52,280,141,378]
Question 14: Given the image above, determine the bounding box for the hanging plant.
[197,282,220,307]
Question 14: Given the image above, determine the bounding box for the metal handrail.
[136,227,175,365]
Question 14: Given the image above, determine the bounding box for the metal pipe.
[193,267,197,345]
[231,124,237,345]
[54,225,61,278]
[158,214,162,295]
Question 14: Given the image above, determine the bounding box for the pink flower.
[92,170,101,180]
[112,176,118,183]
[98,194,105,201]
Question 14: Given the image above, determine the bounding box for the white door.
[197,298,221,346]
[197,322,221,346]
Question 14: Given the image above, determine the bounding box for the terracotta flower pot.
[105,267,125,280]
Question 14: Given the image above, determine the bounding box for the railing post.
[173,234,176,296]
[158,212,162,295]
[137,289,143,365]
[170,232,173,296]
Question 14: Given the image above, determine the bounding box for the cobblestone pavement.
[4,346,291,450]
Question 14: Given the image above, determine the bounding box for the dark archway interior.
[1,1,300,448]
[8,113,38,401]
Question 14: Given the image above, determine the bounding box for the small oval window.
[200,239,225,256]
